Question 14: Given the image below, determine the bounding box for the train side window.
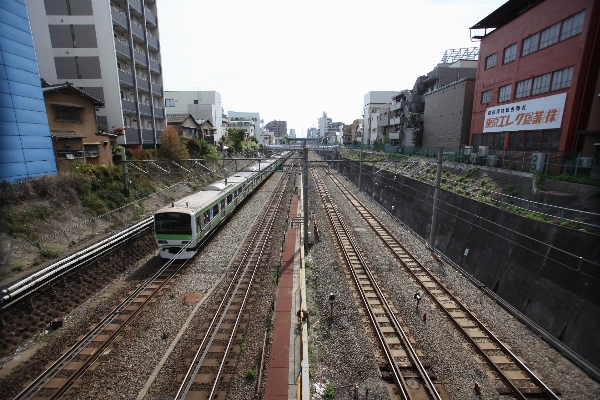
[196,216,201,231]
[213,204,219,216]
[227,194,233,203]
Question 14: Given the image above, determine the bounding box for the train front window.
[155,213,192,235]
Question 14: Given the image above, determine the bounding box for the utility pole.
[303,144,309,251]
[358,147,363,192]
[429,148,443,248]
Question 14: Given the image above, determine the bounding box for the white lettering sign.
[483,92,567,133]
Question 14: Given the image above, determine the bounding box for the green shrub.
[11,263,24,272]
[245,368,256,380]
[38,245,62,260]
[324,382,336,399]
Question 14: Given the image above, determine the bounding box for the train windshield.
[155,212,192,235]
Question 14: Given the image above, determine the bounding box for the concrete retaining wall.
[337,157,600,370]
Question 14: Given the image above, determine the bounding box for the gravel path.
[316,160,599,400]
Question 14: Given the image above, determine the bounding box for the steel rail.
[328,170,560,400]
[176,165,291,399]
[1,217,154,309]
[310,165,441,400]
[15,243,192,400]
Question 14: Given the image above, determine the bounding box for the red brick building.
[469,0,600,166]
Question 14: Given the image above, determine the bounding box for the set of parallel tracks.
[322,162,560,399]
[174,163,293,400]
[15,247,191,400]
[310,163,442,400]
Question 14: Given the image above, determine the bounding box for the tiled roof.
[50,130,86,139]
[167,113,192,123]
[41,81,104,106]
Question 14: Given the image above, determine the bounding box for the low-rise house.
[42,81,112,172]
[167,113,201,139]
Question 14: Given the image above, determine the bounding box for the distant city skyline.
[158,0,506,136]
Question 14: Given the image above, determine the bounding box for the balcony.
[151,82,162,96]
[389,132,400,140]
[84,148,100,158]
[111,6,128,30]
[131,21,145,41]
[139,103,152,116]
[121,98,137,113]
[154,107,165,119]
[137,76,150,92]
[149,58,161,74]
[125,128,141,144]
[147,33,159,51]
[118,69,135,87]
[114,38,131,59]
[145,7,157,27]
[129,0,143,16]
[142,129,156,144]
[56,150,84,160]
[133,49,147,67]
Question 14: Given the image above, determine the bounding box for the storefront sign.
[483,92,567,133]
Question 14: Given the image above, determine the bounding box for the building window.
[539,22,560,49]
[560,10,586,41]
[541,130,561,152]
[485,53,496,69]
[55,107,82,122]
[524,131,542,151]
[481,90,492,104]
[482,133,493,146]
[515,79,532,99]
[472,134,481,147]
[521,33,539,56]
[503,43,517,64]
[551,66,574,91]
[498,84,512,103]
[532,73,551,95]
[165,99,175,107]
[193,100,199,104]
[493,133,505,149]
[508,132,524,150]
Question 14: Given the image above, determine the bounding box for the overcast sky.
[158,0,506,137]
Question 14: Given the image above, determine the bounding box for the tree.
[227,128,246,153]
[159,126,189,160]
[185,138,218,159]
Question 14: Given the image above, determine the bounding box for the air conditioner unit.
[487,154,498,167]
[478,146,489,157]
[530,152,548,173]
[463,146,473,156]
[578,157,596,168]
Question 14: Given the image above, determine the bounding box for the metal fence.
[343,144,599,180]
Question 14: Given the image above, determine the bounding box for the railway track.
[324,165,560,399]
[174,164,292,399]
[309,163,443,400]
[14,245,193,400]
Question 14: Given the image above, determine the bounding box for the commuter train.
[154,153,288,259]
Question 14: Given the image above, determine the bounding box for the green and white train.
[154,153,288,259]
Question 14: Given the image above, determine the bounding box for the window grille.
[55,107,81,122]
[521,33,539,56]
[503,43,517,64]
[485,53,496,70]
[539,22,560,49]
[498,84,512,103]
[551,66,574,91]
[532,73,551,95]
[560,10,585,41]
[481,90,492,104]
[515,79,532,99]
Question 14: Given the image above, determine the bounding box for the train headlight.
[158,240,168,244]
[181,241,189,244]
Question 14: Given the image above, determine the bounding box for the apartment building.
[164,91,223,141]
[264,120,287,137]
[0,0,57,183]
[341,119,363,145]
[469,0,600,158]
[227,111,262,142]
[362,91,398,144]
[26,0,166,149]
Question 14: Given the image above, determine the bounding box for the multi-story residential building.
[0,0,57,183]
[227,118,255,139]
[26,0,166,149]
[164,91,223,141]
[227,111,261,142]
[469,0,599,164]
[289,129,296,138]
[341,119,363,145]
[318,112,331,139]
[362,91,398,144]
[264,120,287,137]
[306,127,319,139]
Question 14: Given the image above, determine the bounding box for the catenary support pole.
[303,145,309,251]
[429,148,443,248]
[358,147,363,192]
[122,147,129,193]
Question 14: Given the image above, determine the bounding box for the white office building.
[363,91,398,144]
[227,111,262,143]
[26,0,166,148]
[164,90,223,141]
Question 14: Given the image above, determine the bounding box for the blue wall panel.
[0,0,56,183]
